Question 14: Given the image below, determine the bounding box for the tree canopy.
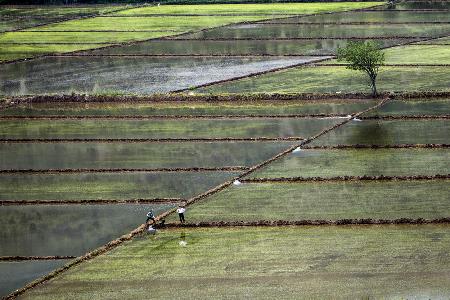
[336,40,385,97]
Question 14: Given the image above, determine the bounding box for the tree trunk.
[370,75,377,98]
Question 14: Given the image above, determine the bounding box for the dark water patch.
[0,141,294,169]
[0,204,173,257]
[0,118,339,139]
[0,260,69,298]
[0,171,239,201]
[309,119,450,146]
[264,10,450,23]
[178,23,450,39]
[84,38,415,56]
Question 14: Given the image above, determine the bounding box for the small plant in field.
[337,41,385,97]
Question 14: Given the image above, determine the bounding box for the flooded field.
[0,118,339,139]
[0,204,174,257]
[0,56,325,95]
[0,141,294,169]
[0,260,69,297]
[0,172,238,201]
[1,1,449,298]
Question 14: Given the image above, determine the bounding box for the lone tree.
[336,41,385,97]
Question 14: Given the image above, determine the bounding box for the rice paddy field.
[0,0,449,299]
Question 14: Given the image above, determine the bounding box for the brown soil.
[166,218,450,228]
[0,198,184,206]
[0,256,76,261]
[242,174,450,183]
[302,144,450,149]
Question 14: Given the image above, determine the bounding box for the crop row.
[0,256,76,261]
[168,36,433,40]
[0,114,351,120]
[0,198,184,205]
[166,218,450,227]
[243,174,450,183]
[259,21,450,25]
[361,115,450,120]
[302,143,450,149]
[361,9,450,12]
[315,64,450,67]
[0,137,305,143]
[5,91,449,104]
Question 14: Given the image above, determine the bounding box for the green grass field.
[26,16,270,31]
[169,180,450,222]
[0,2,381,62]
[249,148,450,178]
[0,44,111,62]
[322,44,450,65]
[20,225,450,299]
[197,66,450,94]
[115,3,381,15]
[0,5,129,32]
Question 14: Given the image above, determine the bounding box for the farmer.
[177,205,186,223]
[147,225,157,235]
[146,210,156,223]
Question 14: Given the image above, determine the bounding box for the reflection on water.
[180,23,450,39]
[266,11,450,23]
[0,118,340,139]
[0,260,69,297]
[0,142,294,169]
[309,120,450,146]
[0,172,239,201]
[0,56,324,96]
[366,99,450,116]
[0,204,174,256]
[87,38,413,56]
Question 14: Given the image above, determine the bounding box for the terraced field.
[1,1,449,299]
